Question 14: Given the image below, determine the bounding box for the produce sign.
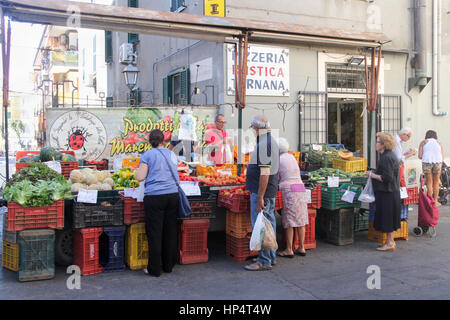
[112,167,140,190]
[2,163,73,207]
[308,168,365,181]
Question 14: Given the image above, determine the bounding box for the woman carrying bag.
[136,129,180,277]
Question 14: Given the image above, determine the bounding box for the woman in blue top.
[136,129,180,277]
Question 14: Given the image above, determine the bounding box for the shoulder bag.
[156,148,192,218]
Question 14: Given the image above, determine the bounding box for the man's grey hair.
[251,115,270,129]
[215,114,225,121]
[399,127,412,135]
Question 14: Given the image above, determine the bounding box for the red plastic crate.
[7,200,64,232]
[403,187,419,204]
[122,195,145,225]
[15,150,78,179]
[307,185,322,209]
[73,227,104,276]
[275,191,283,210]
[219,193,250,213]
[281,209,317,250]
[225,210,252,238]
[178,219,210,264]
[225,234,258,262]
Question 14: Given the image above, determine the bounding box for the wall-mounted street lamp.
[122,63,139,106]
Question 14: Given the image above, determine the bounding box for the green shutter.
[105,31,112,63]
[106,96,113,108]
[163,76,169,104]
[180,68,190,105]
[128,0,138,7]
[128,33,139,44]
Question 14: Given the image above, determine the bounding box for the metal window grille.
[299,92,328,151]
[376,95,402,136]
[326,63,369,94]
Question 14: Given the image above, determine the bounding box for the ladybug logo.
[68,127,89,151]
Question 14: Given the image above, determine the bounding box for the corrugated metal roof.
[0,0,389,47]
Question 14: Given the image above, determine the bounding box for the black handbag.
[156,149,192,218]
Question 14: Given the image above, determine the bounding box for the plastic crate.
[288,151,300,163]
[121,195,145,225]
[225,210,252,238]
[2,240,19,272]
[351,176,368,186]
[282,209,317,250]
[125,223,148,270]
[73,192,123,229]
[16,151,77,179]
[368,221,409,243]
[15,151,40,172]
[225,234,258,262]
[319,208,355,246]
[79,159,108,171]
[354,209,369,232]
[320,184,362,210]
[275,191,283,210]
[7,200,64,232]
[185,192,217,219]
[332,157,368,172]
[178,219,210,265]
[403,187,419,205]
[219,193,250,213]
[369,202,376,222]
[60,161,79,180]
[307,185,322,209]
[73,227,103,276]
[3,214,17,243]
[100,226,126,272]
[18,229,55,282]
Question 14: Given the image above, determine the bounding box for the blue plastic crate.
[368,202,408,221]
[369,202,376,222]
[100,226,126,272]
[326,144,346,150]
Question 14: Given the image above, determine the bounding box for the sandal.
[244,262,272,271]
[294,249,307,256]
[277,251,294,258]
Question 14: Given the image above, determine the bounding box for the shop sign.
[227,44,290,96]
[204,0,225,17]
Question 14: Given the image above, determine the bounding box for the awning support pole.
[1,10,11,182]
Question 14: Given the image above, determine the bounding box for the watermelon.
[61,154,76,162]
[54,151,63,161]
[18,156,32,163]
[32,155,41,162]
[40,146,58,162]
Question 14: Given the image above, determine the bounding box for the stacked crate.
[125,222,148,270]
[281,208,317,250]
[368,202,409,243]
[317,208,355,246]
[178,219,210,264]
[72,190,125,275]
[225,210,257,262]
[2,197,64,281]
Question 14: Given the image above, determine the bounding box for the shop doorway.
[327,99,364,154]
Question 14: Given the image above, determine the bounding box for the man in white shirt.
[393,127,416,187]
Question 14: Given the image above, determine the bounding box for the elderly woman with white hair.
[277,138,309,257]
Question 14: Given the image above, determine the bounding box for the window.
[163,68,190,104]
[105,31,112,63]
[128,0,139,44]
[170,0,186,12]
[93,35,97,73]
[299,92,328,151]
[326,63,369,94]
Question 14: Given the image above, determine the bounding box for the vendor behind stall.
[205,114,233,166]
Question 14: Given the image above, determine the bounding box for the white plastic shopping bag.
[249,211,266,251]
[358,179,376,203]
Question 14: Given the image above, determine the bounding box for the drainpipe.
[432,0,447,116]
[409,0,431,92]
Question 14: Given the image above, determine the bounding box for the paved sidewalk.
[1,205,450,300]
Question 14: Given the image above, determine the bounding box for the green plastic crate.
[351,176,368,186]
[321,183,362,210]
[353,209,369,232]
[18,229,55,282]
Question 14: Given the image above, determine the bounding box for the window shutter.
[105,31,112,63]
[180,68,190,105]
[163,77,169,104]
[106,96,113,108]
[128,0,138,7]
[128,0,139,43]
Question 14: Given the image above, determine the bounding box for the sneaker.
[244,262,272,271]
[252,258,276,266]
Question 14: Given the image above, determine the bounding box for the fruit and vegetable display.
[2,163,73,206]
[17,146,76,163]
[112,167,140,190]
[69,168,114,192]
[180,173,246,186]
[219,185,251,198]
[308,168,365,181]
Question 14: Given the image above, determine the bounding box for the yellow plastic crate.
[125,223,149,270]
[288,151,301,163]
[2,240,19,272]
[332,157,368,172]
[368,221,409,243]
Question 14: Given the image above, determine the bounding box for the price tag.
[77,189,98,204]
[312,144,323,151]
[305,189,312,204]
[179,181,201,196]
[44,161,62,174]
[400,187,409,199]
[124,187,141,200]
[327,176,339,188]
[341,190,356,203]
[217,169,232,176]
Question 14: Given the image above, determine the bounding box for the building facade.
[105,0,449,164]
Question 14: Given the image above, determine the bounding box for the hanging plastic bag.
[358,178,376,203]
[262,217,278,251]
[341,187,356,203]
[249,212,266,251]
[224,144,234,164]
